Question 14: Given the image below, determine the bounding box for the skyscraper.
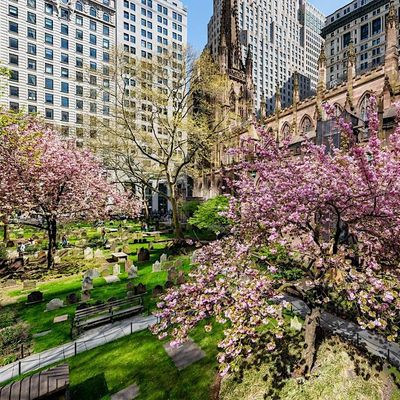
[207,0,325,115]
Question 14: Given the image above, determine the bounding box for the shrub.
[0,309,16,329]
[0,246,7,261]
[0,322,30,356]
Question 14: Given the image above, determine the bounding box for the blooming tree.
[0,115,141,267]
[152,98,400,380]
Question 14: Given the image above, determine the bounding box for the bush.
[179,200,201,219]
[0,309,16,329]
[0,246,7,261]
[188,196,230,234]
[0,322,30,356]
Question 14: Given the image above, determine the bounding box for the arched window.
[103,12,110,22]
[359,93,371,122]
[76,1,83,11]
[90,7,97,17]
[281,123,291,139]
[229,91,236,113]
[300,116,313,134]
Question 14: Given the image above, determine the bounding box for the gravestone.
[152,261,162,273]
[3,279,17,287]
[81,290,91,302]
[137,248,150,262]
[167,267,178,282]
[82,276,93,291]
[111,252,128,262]
[46,298,64,311]
[127,281,135,291]
[84,247,94,260]
[160,253,168,264]
[165,281,174,289]
[152,285,164,297]
[66,293,78,305]
[147,242,154,251]
[122,245,130,255]
[54,255,61,264]
[100,267,111,277]
[177,271,186,285]
[104,275,120,283]
[110,243,117,252]
[113,264,121,276]
[27,291,44,304]
[84,269,100,279]
[164,339,206,370]
[125,258,133,270]
[53,314,68,324]
[8,250,19,259]
[154,233,161,242]
[191,250,200,265]
[136,283,147,295]
[23,281,37,290]
[128,265,138,279]
[6,240,15,248]
[94,249,104,259]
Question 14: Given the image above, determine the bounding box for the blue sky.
[186,0,350,52]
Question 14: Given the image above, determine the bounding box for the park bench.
[72,296,144,338]
[0,364,69,400]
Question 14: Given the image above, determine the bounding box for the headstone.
[23,281,37,290]
[127,281,135,291]
[81,290,91,302]
[136,283,147,295]
[165,281,174,289]
[113,264,121,276]
[160,253,168,264]
[94,249,104,259]
[46,298,64,311]
[84,247,94,260]
[152,261,162,273]
[167,268,178,282]
[154,233,161,242]
[100,267,111,277]
[174,259,183,268]
[27,291,44,304]
[104,275,120,283]
[111,252,128,262]
[3,279,17,287]
[152,285,164,297]
[84,269,100,279]
[122,245,130,255]
[110,243,117,252]
[6,240,15,248]
[53,314,68,324]
[66,293,78,305]
[191,250,199,265]
[128,265,138,279]
[177,271,186,285]
[8,250,19,259]
[137,248,150,262]
[125,258,133,270]
[147,242,154,251]
[54,255,61,264]
[82,276,93,291]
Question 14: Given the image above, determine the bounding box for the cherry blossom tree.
[152,98,400,381]
[0,115,141,267]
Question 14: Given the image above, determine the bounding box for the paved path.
[283,295,400,367]
[0,314,157,384]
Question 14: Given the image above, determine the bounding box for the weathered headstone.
[128,265,138,279]
[113,264,121,276]
[82,276,93,291]
[3,279,17,287]
[137,248,150,262]
[167,268,178,282]
[66,293,78,305]
[81,290,91,302]
[100,267,111,277]
[152,285,164,297]
[152,261,162,273]
[54,255,62,264]
[147,242,154,251]
[27,291,44,304]
[177,271,186,285]
[111,252,128,262]
[53,314,68,324]
[160,253,168,264]
[136,283,147,295]
[23,281,37,290]
[84,247,94,260]
[84,268,100,279]
[191,250,199,265]
[46,298,64,311]
[165,280,174,289]
[125,258,133,270]
[122,245,130,255]
[104,275,120,283]
[94,249,104,259]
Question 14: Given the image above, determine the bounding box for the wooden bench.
[0,364,69,400]
[72,296,144,338]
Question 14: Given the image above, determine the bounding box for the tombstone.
[111,252,128,262]
[8,250,19,259]
[46,298,64,311]
[54,255,61,264]
[113,263,121,276]
[84,268,100,279]
[167,267,178,282]
[122,245,130,255]
[27,291,44,304]
[127,281,135,291]
[136,283,147,295]
[84,247,94,260]
[177,271,186,285]
[128,265,138,279]
[66,293,78,305]
[152,285,164,297]
[125,258,133,271]
[174,259,183,268]
[81,290,91,302]
[82,276,93,291]
[160,253,168,264]
[100,267,111,277]
[137,248,150,262]
[154,233,161,242]
[191,250,199,265]
[94,249,104,259]
[3,279,17,287]
[152,261,162,273]
[6,240,15,248]
[110,243,117,252]
[147,242,154,251]
[23,281,37,290]
[165,280,174,289]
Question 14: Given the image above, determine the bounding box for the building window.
[45,78,54,90]
[61,126,69,136]
[76,57,83,68]
[27,0,36,8]
[9,54,18,65]
[28,89,37,101]
[45,33,53,44]
[10,70,19,81]
[90,48,97,58]
[103,13,110,22]
[61,82,69,93]
[76,29,83,40]
[76,99,83,109]
[27,43,36,55]
[76,2,83,11]
[61,53,69,64]
[76,85,83,96]
[60,8,69,20]
[76,114,83,124]
[28,105,37,114]
[9,37,18,50]
[61,38,69,49]
[372,18,381,35]
[27,74,37,86]
[9,21,18,33]
[27,58,36,70]
[76,43,83,53]
[45,3,53,15]
[76,15,83,25]
[45,108,54,119]
[9,6,18,18]
[10,102,19,112]
[76,71,83,82]
[27,12,36,24]
[45,93,54,103]
[44,18,53,30]
[9,86,19,97]
[27,27,36,39]
[61,24,69,35]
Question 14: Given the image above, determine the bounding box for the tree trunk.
[47,219,57,269]
[3,223,8,243]
[294,307,321,378]
[166,177,183,239]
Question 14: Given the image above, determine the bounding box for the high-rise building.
[322,0,396,89]
[207,0,325,115]
[0,0,116,145]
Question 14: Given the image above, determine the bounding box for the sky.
[185,0,351,53]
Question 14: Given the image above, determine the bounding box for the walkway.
[284,295,400,368]
[0,314,157,384]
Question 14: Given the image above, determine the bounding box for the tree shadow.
[70,372,109,400]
